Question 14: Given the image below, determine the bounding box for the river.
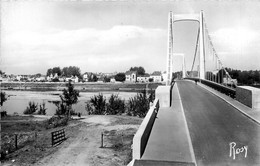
[1,90,137,116]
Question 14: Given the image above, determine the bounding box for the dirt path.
[34,115,141,166]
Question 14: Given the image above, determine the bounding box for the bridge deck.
[178,80,260,165]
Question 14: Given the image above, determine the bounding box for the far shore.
[0,82,162,92]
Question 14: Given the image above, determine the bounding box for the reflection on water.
[2,90,137,115]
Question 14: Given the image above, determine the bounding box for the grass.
[1,115,82,164]
[1,115,35,121]
[1,115,142,165]
[106,127,137,165]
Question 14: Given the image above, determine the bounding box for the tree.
[254,70,260,83]
[104,76,111,83]
[88,73,98,82]
[62,66,81,78]
[0,92,7,106]
[46,68,53,76]
[35,73,42,77]
[59,81,79,117]
[46,67,62,76]
[130,66,145,76]
[0,70,5,75]
[115,73,126,82]
[52,67,62,76]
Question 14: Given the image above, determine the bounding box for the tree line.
[225,68,260,85]
[174,68,260,86]
[46,66,81,78]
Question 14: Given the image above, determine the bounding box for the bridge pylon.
[166,11,205,85]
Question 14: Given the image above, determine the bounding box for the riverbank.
[1,115,142,166]
[0,82,162,92]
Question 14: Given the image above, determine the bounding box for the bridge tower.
[182,55,186,79]
[166,11,205,85]
[166,11,174,85]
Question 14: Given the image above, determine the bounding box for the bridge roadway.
[178,80,260,166]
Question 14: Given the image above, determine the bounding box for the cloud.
[210,27,260,53]
[3,25,164,51]
[1,25,165,74]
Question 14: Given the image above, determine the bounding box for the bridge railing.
[132,98,160,160]
[185,78,236,99]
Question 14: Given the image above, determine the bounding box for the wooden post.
[15,134,18,150]
[100,133,103,148]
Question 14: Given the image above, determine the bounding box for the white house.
[137,74,150,83]
[150,71,162,82]
[125,71,137,83]
[66,76,79,83]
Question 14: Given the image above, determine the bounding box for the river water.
[1,90,137,116]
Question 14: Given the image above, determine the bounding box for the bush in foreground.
[24,101,38,114]
[86,90,154,117]
[37,102,47,115]
[24,102,47,115]
[126,90,150,118]
[86,94,106,115]
[106,94,125,115]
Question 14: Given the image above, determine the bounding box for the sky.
[1,0,260,75]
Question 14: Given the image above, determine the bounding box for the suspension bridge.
[129,11,260,166]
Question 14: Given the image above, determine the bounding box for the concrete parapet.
[132,99,160,160]
[155,86,171,108]
[236,86,260,109]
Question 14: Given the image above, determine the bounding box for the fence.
[185,78,236,98]
[51,129,66,146]
[1,132,37,156]
[100,130,124,148]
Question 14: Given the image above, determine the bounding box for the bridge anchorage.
[166,10,236,90]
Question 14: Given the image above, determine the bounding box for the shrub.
[37,102,47,115]
[55,102,68,116]
[59,81,79,117]
[86,94,106,115]
[106,94,125,115]
[148,89,155,103]
[126,90,150,118]
[24,101,38,114]
[115,73,126,82]
[0,110,7,117]
[0,92,7,106]
[45,116,69,129]
[85,90,155,117]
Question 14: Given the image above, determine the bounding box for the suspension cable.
[190,26,200,73]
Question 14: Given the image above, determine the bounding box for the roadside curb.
[198,83,260,125]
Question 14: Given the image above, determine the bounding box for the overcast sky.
[1,0,260,75]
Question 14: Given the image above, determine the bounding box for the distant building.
[83,72,91,82]
[150,71,162,82]
[36,76,46,82]
[59,77,66,82]
[110,78,116,83]
[66,76,79,83]
[137,74,150,83]
[125,71,137,83]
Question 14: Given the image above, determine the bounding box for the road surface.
[177,80,260,166]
